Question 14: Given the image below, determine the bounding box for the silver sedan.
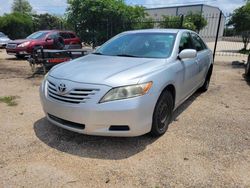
[40,29,213,137]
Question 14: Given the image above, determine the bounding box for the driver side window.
[179,32,194,53]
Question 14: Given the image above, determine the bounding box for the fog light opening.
[109,125,130,131]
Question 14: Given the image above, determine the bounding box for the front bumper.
[40,77,157,137]
[0,42,7,48]
[6,46,31,55]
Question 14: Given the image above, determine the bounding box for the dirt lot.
[0,49,249,188]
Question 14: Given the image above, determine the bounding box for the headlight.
[17,41,30,47]
[100,82,153,103]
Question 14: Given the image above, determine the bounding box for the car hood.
[50,54,167,86]
[0,37,11,41]
[9,38,34,44]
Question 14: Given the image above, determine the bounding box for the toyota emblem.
[58,83,66,94]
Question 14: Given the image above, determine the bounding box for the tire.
[15,54,26,59]
[53,36,65,50]
[245,55,250,77]
[199,65,213,92]
[150,90,174,137]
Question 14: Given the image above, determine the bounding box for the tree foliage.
[228,2,250,50]
[12,0,33,15]
[32,13,64,30]
[0,12,33,39]
[185,12,207,32]
[159,12,207,32]
[66,0,149,46]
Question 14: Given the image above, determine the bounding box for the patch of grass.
[0,96,19,106]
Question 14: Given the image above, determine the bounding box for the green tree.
[131,17,154,30]
[184,12,207,32]
[0,12,33,39]
[159,12,207,32]
[66,0,148,46]
[228,2,250,50]
[12,0,33,15]
[159,16,183,29]
[32,13,63,30]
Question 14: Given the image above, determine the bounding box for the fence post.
[213,11,223,61]
[180,14,184,29]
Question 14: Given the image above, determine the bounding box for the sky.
[0,0,246,16]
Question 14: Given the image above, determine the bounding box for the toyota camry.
[40,29,213,137]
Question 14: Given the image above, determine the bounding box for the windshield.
[26,31,49,39]
[95,32,176,58]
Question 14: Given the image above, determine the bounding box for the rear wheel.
[245,55,250,77]
[150,90,174,137]
[199,65,213,92]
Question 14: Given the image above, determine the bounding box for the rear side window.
[191,33,207,51]
[179,32,194,52]
[48,32,59,39]
[69,33,76,38]
[60,32,70,39]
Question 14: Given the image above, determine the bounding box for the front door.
[178,32,199,100]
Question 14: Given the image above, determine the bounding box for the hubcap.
[158,103,168,130]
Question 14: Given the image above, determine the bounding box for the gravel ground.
[0,50,249,188]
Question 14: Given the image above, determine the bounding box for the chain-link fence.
[29,12,249,60]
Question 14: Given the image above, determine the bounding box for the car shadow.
[5,57,28,61]
[34,118,158,160]
[231,60,246,69]
[172,92,201,121]
[231,61,250,86]
[34,91,202,160]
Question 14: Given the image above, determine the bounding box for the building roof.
[145,3,221,12]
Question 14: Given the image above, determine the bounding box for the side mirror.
[178,49,197,59]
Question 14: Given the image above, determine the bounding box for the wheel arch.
[161,84,176,109]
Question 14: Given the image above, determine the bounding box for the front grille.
[6,43,17,49]
[48,114,85,130]
[47,80,99,104]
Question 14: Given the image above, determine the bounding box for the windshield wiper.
[92,52,104,55]
[116,54,141,58]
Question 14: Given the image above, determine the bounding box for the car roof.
[122,29,192,34]
[35,30,75,33]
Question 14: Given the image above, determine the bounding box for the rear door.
[178,32,200,100]
[68,32,79,44]
[190,33,211,84]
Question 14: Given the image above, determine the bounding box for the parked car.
[0,32,11,48]
[6,30,82,58]
[40,29,213,137]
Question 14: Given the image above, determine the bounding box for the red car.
[6,30,82,58]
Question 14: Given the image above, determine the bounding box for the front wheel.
[150,91,174,137]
